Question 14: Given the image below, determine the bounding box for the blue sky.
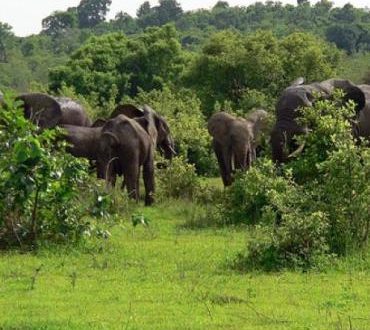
[0,0,368,37]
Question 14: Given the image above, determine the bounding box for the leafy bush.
[156,156,200,200]
[224,96,370,270]
[0,94,109,248]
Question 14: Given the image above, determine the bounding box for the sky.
[0,0,369,37]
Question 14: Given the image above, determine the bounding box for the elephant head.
[271,78,366,163]
[111,103,176,160]
[16,93,62,129]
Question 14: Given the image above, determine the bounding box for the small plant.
[0,93,112,248]
[157,156,200,200]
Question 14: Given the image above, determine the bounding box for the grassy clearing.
[0,197,369,329]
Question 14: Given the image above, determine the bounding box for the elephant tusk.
[288,142,306,158]
[168,145,177,155]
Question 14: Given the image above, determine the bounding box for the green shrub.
[156,156,200,200]
[0,93,110,248]
[225,95,370,270]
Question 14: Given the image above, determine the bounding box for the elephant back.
[16,93,62,128]
[55,97,91,127]
[110,104,143,119]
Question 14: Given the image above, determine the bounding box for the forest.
[0,0,370,329]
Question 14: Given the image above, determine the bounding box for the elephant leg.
[123,159,140,202]
[222,145,233,186]
[143,152,155,206]
[213,141,232,186]
[234,145,248,171]
[271,128,286,164]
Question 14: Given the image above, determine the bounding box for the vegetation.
[0,95,111,248]
[0,0,370,327]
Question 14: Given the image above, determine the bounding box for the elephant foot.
[145,194,154,206]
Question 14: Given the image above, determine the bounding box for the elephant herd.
[13,93,175,205]
[209,78,370,187]
[8,77,370,203]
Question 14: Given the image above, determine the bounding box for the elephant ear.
[15,93,62,128]
[321,79,366,113]
[92,118,107,127]
[141,105,158,146]
[110,104,143,119]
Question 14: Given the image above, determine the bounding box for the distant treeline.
[0,0,370,93]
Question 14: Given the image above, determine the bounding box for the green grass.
[0,200,370,329]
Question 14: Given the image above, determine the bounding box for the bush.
[156,156,200,200]
[224,95,370,270]
[0,93,110,248]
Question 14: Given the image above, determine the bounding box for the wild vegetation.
[1,0,370,328]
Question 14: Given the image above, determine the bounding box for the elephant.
[60,104,175,190]
[110,104,176,160]
[357,84,370,140]
[270,78,366,163]
[208,109,269,187]
[61,125,102,160]
[98,106,158,205]
[15,93,91,129]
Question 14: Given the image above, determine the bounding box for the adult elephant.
[16,93,91,129]
[98,107,158,205]
[110,104,175,160]
[270,79,366,163]
[208,109,269,187]
[357,84,370,140]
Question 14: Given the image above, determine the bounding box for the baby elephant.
[208,109,269,187]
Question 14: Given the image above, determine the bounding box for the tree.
[77,0,112,28]
[326,24,362,53]
[0,23,13,63]
[49,25,185,105]
[112,12,138,34]
[213,1,230,10]
[137,1,152,18]
[42,8,78,37]
[157,0,183,24]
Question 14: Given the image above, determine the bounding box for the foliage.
[0,94,108,248]
[49,25,186,106]
[77,0,112,29]
[156,156,200,200]
[223,96,370,270]
[184,30,340,116]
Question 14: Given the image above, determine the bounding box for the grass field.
[0,193,370,329]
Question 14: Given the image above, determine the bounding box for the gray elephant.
[98,106,158,205]
[357,84,370,140]
[15,93,91,129]
[208,109,269,187]
[271,79,366,163]
[110,104,176,160]
[61,125,102,160]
